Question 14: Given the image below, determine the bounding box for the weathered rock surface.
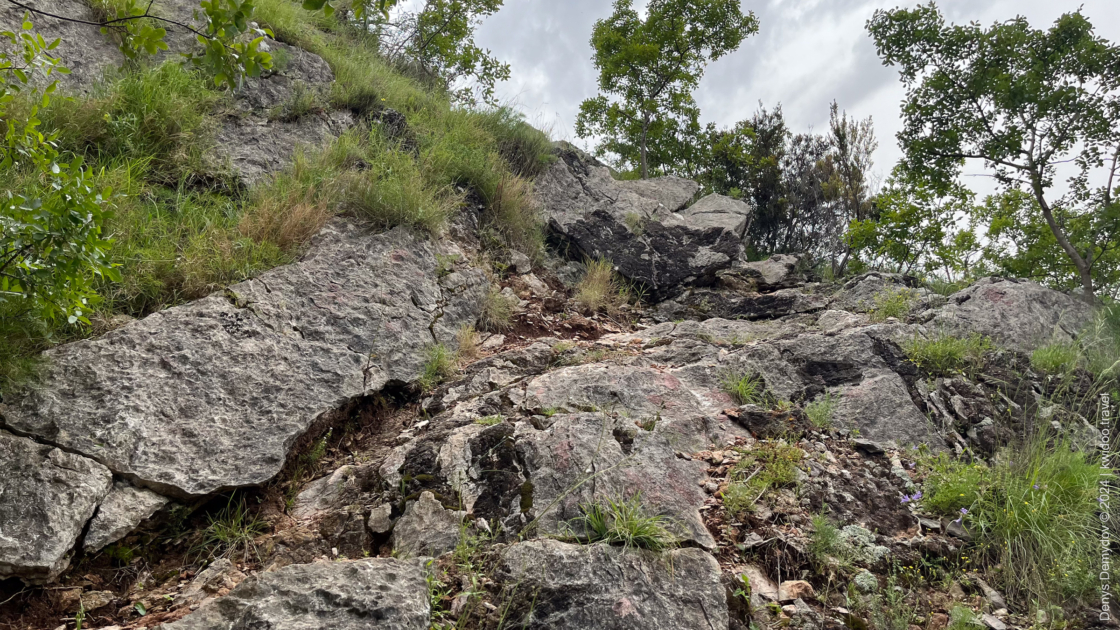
[391,491,465,557]
[0,0,125,90]
[84,481,170,552]
[498,539,727,630]
[0,430,113,583]
[1,223,487,498]
[616,175,699,212]
[922,277,1093,352]
[161,558,430,630]
[536,144,748,299]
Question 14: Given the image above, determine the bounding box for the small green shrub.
[575,258,632,314]
[721,370,767,406]
[574,494,677,551]
[721,442,803,515]
[479,289,515,332]
[808,513,854,570]
[1031,341,1081,375]
[947,605,982,630]
[419,343,457,391]
[869,287,917,322]
[475,415,503,426]
[191,496,267,564]
[1082,304,1120,379]
[805,393,837,429]
[903,332,992,375]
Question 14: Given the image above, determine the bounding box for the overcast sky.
[473,0,1120,186]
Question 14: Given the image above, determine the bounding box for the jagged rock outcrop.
[0,430,113,583]
[391,491,466,557]
[497,539,728,630]
[536,144,750,299]
[1,222,487,500]
[160,558,431,629]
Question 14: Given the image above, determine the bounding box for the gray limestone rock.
[733,254,806,291]
[513,413,718,548]
[214,110,355,187]
[0,0,124,92]
[84,482,170,552]
[616,175,700,212]
[923,277,1093,353]
[535,144,746,299]
[161,558,430,630]
[391,491,465,557]
[0,430,113,583]
[497,539,728,630]
[1,223,487,499]
[678,193,751,236]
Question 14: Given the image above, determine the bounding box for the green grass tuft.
[418,343,457,391]
[574,494,677,552]
[805,393,838,429]
[721,442,803,516]
[869,287,917,322]
[720,370,768,406]
[903,332,992,375]
[191,496,267,564]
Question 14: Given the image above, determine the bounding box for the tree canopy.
[867,3,1120,301]
[575,0,757,179]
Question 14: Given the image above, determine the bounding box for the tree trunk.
[640,116,649,180]
[1031,178,1095,303]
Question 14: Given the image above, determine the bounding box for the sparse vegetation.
[720,370,767,406]
[808,513,854,571]
[805,392,837,429]
[419,343,457,391]
[190,496,267,564]
[574,258,634,314]
[574,494,677,552]
[721,442,803,515]
[479,289,515,332]
[903,332,992,375]
[868,287,917,322]
[1031,341,1081,375]
[455,324,481,363]
[475,415,503,426]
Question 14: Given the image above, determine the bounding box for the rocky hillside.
[1,4,1117,630]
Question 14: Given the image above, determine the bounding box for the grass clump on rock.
[574,494,677,552]
[903,332,992,375]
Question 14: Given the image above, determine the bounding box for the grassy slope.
[0,1,553,392]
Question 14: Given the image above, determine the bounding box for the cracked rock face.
[84,482,170,552]
[161,558,430,630]
[497,539,728,630]
[536,144,748,299]
[0,222,487,498]
[0,430,113,583]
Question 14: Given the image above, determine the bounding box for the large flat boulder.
[1,223,487,498]
[497,539,728,630]
[923,277,1094,353]
[0,430,113,583]
[160,558,430,630]
[536,144,749,299]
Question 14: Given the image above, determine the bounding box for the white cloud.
[476,0,1120,187]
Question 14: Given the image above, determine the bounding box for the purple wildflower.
[1033,484,1039,490]
[900,495,911,504]
[912,491,922,501]
[953,507,968,524]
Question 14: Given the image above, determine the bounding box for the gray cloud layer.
[476,0,1120,181]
